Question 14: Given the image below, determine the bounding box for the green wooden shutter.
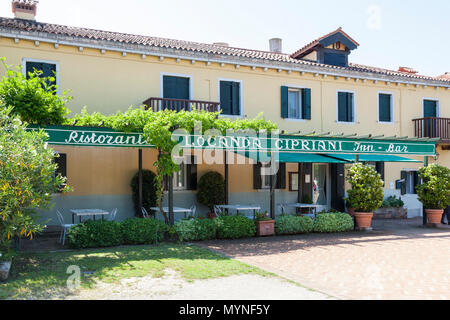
[400,171,407,195]
[231,82,240,116]
[413,171,419,195]
[301,88,311,120]
[220,81,232,115]
[347,93,353,122]
[275,162,286,189]
[281,86,288,118]
[375,162,385,186]
[423,100,437,117]
[338,92,347,122]
[186,155,197,190]
[379,94,391,122]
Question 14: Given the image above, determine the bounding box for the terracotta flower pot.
[425,209,444,225]
[354,212,373,230]
[256,220,275,237]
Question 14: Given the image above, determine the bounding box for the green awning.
[235,151,349,163]
[325,154,422,163]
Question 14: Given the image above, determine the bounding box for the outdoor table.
[150,206,194,219]
[280,203,321,216]
[215,204,261,219]
[70,209,110,224]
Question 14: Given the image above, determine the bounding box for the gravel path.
[70,269,333,300]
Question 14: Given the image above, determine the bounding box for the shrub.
[346,163,384,212]
[174,219,217,242]
[121,218,167,245]
[382,195,404,208]
[197,171,225,212]
[215,216,256,239]
[130,170,158,217]
[275,215,313,235]
[416,164,450,210]
[67,220,121,249]
[313,213,354,233]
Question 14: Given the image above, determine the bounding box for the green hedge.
[215,216,256,239]
[121,218,167,245]
[313,213,354,233]
[275,215,314,235]
[67,220,122,249]
[174,219,217,242]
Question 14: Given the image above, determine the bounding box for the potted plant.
[254,212,275,236]
[197,171,226,219]
[344,198,355,216]
[375,196,406,219]
[416,164,450,225]
[346,163,384,230]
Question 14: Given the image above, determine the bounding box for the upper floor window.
[378,93,393,123]
[323,52,347,67]
[162,74,191,111]
[281,86,311,120]
[219,80,241,116]
[24,59,58,91]
[337,91,355,123]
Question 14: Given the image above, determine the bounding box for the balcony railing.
[143,97,220,113]
[413,117,450,143]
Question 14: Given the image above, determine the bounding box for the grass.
[0,243,272,300]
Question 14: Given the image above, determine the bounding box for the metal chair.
[108,208,118,221]
[141,207,149,219]
[56,210,75,246]
[190,205,197,219]
[213,205,222,217]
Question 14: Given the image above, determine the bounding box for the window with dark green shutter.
[219,81,241,116]
[162,75,190,111]
[281,86,311,120]
[337,91,354,122]
[379,93,392,122]
[25,61,57,90]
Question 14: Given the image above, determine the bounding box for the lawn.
[0,244,271,300]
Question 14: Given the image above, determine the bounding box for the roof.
[12,0,39,5]
[0,17,448,85]
[290,27,360,59]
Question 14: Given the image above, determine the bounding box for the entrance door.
[423,100,438,137]
[162,75,190,111]
[313,164,329,207]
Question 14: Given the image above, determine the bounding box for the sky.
[0,0,449,76]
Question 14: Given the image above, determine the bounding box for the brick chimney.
[398,66,418,74]
[12,0,38,21]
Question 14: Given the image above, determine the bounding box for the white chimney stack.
[12,0,38,21]
[269,38,282,53]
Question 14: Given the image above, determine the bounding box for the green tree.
[0,57,71,125]
[0,107,70,256]
[416,164,450,209]
[197,171,226,212]
[346,163,384,212]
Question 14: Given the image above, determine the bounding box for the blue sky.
[1,0,449,76]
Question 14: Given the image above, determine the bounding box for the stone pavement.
[200,218,450,300]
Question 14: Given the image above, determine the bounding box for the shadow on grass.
[1,243,265,300]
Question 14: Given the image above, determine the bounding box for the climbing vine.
[68,107,277,223]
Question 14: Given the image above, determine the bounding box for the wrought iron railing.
[143,97,220,112]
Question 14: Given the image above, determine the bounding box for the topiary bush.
[215,216,256,239]
[346,163,384,212]
[313,213,354,233]
[67,220,122,249]
[416,164,450,210]
[174,219,217,242]
[120,218,167,245]
[130,170,158,217]
[275,215,313,235]
[197,171,226,212]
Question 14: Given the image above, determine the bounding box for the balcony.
[143,97,220,113]
[413,117,450,144]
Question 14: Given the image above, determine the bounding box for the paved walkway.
[200,219,450,300]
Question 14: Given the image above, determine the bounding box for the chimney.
[12,0,38,21]
[213,42,229,47]
[398,66,418,74]
[269,38,282,53]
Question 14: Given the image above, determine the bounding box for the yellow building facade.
[1,2,449,224]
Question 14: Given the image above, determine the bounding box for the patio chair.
[56,210,75,246]
[141,207,149,219]
[213,205,222,217]
[108,208,118,221]
[190,205,197,219]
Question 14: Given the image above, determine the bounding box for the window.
[281,86,311,120]
[162,75,191,111]
[323,52,347,67]
[400,170,419,195]
[219,80,241,116]
[289,172,299,191]
[253,162,286,190]
[378,93,393,123]
[260,163,272,189]
[167,155,197,191]
[173,163,187,190]
[24,60,58,91]
[337,91,354,123]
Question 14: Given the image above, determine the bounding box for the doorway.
[313,164,330,208]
